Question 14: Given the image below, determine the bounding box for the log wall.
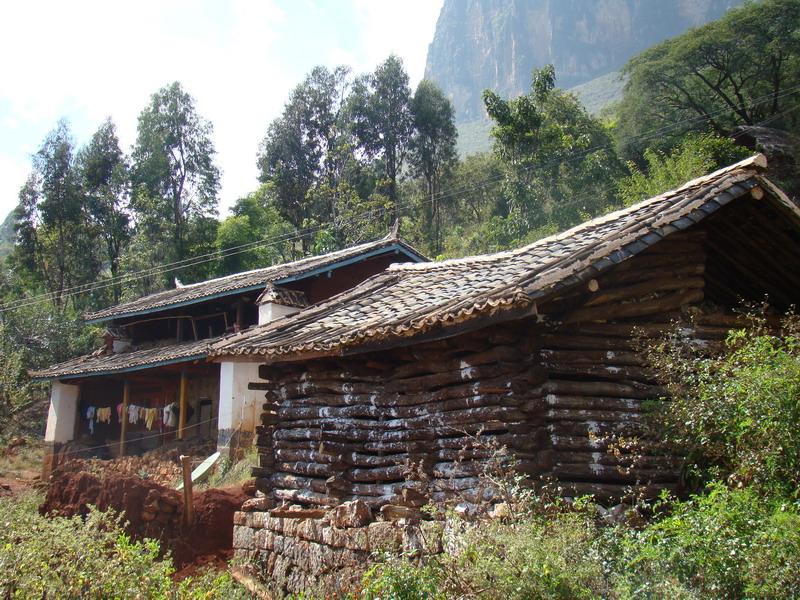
[250,228,772,505]
[252,323,546,507]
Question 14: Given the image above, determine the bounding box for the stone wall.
[233,499,443,596]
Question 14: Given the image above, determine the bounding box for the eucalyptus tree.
[76,118,131,302]
[347,55,414,216]
[131,82,220,268]
[409,79,457,253]
[12,121,101,309]
[258,66,352,249]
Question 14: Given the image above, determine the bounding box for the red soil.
[40,469,252,567]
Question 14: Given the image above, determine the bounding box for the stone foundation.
[233,500,443,596]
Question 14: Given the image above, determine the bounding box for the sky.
[0,0,443,220]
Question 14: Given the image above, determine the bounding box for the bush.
[362,512,610,600]
[644,313,800,497]
[615,484,800,599]
[0,492,246,599]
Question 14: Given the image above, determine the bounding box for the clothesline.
[84,401,182,433]
[56,415,220,459]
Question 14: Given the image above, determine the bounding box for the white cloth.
[86,406,96,434]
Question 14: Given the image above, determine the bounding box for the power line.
[4,83,800,314]
[10,80,800,311]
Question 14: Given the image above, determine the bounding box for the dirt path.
[0,473,39,496]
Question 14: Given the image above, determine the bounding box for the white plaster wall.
[258,302,300,325]
[44,381,79,443]
[218,362,262,435]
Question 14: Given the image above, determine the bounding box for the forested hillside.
[1,0,798,435]
[1,2,800,596]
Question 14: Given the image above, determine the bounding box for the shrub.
[615,484,800,599]
[0,491,246,599]
[644,313,800,497]
[361,512,610,600]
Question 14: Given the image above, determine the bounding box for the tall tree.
[409,79,458,254]
[616,0,800,160]
[13,121,100,309]
[76,119,131,302]
[257,66,352,248]
[484,65,622,235]
[131,82,220,265]
[348,55,414,215]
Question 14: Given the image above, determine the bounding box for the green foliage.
[409,79,458,254]
[76,118,131,303]
[617,134,751,205]
[484,65,623,237]
[348,55,414,210]
[616,0,800,160]
[362,556,445,600]
[0,302,100,435]
[359,486,800,600]
[645,313,800,497]
[12,120,103,311]
[615,485,800,599]
[258,65,352,247]
[131,81,220,273]
[0,492,246,599]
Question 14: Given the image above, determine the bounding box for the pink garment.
[116,403,124,423]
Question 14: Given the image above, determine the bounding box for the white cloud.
[0,0,443,220]
[352,0,443,83]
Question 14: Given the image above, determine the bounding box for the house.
[32,233,427,471]
[210,155,800,507]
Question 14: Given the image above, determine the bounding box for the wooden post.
[178,370,188,440]
[120,379,130,456]
[180,454,194,526]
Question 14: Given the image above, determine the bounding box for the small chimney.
[256,285,308,325]
[104,327,131,354]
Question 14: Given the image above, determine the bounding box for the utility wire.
[4,83,800,314]
[48,415,221,460]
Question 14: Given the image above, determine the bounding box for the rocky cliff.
[425,0,744,123]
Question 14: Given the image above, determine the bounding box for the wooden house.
[210,155,800,506]
[32,234,426,469]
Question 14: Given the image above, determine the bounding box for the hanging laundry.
[163,402,179,428]
[128,404,140,424]
[144,407,157,430]
[97,407,112,424]
[116,403,124,423]
[85,406,96,435]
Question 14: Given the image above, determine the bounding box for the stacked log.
[538,231,708,500]
[252,326,546,507]
[248,229,772,506]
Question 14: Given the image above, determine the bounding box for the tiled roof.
[30,337,217,380]
[211,155,798,361]
[84,235,426,322]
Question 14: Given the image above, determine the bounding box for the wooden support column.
[180,454,194,526]
[120,380,130,456]
[178,370,188,440]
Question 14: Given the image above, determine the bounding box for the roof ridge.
[84,235,425,322]
[388,154,767,273]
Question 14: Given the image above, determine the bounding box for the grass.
[0,437,44,480]
[197,446,257,490]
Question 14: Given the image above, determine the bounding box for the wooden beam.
[180,454,194,525]
[120,379,130,456]
[178,370,188,440]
